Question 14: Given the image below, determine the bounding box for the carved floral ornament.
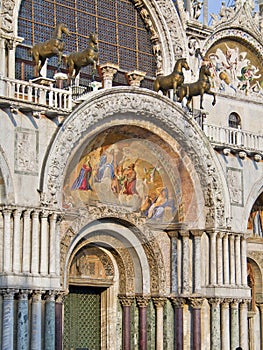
[44,89,227,227]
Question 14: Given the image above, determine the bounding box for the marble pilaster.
[119,296,134,350]
[258,304,263,350]
[235,235,241,286]
[223,233,230,285]
[167,231,179,294]
[241,235,247,286]
[45,292,56,350]
[229,235,235,285]
[208,231,217,285]
[13,209,22,273]
[153,297,166,350]
[31,211,40,274]
[209,298,221,350]
[17,291,30,350]
[230,300,240,350]
[40,211,49,275]
[216,232,223,285]
[31,291,42,350]
[22,210,31,273]
[191,230,203,293]
[3,209,11,272]
[2,289,16,350]
[49,213,57,275]
[180,230,190,294]
[221,299,230,350]
[239,300,248,350]
[136,296,150,350]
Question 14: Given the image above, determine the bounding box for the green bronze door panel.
[63,286,103,350]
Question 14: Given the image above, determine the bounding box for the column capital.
[180,230,190,238]
[18,290,32,300]
[119,295,135,307]
[99,62,119,79]
[152,296,167,308]
[126,70,146,87]
[136,295,150,307]
[32,290,44,302]
[170,297,186,308]
[1,288,18,299]
[208,298,222,307]
[190,229,204,237]
[45,291,56,302]
[230,299,242,308]
[189,297,204,309]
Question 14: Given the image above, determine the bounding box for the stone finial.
[126,70,146,87]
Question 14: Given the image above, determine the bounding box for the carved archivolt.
[61,205,167,294]
[43,88,228,228]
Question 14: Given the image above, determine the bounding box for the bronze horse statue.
[153,58,190,97]
[65,32,99,79]
[30,23,70,77]
[176,65,216,110]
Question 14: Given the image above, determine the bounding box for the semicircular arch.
[42,87,230,229]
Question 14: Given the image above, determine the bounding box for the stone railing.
[203,123,263,153]
[0,76,72,112]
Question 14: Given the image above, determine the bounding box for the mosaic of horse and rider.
[30,23,216,110]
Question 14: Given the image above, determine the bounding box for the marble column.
[167,231,179,294]
[22,210,31,273]
[239,300,248,350]
[40,211,49,275]
[189,298,204,350]
[136,296,149,350]
[230,300,240,350]
[171,298,185,350]
[248,311,256,350]
[2,289,15,350]
[258,304,263,350]
[208,231,217,285]
[55,293,64,350]
[153,297,166,350]
[235,235,241,286]
[223,233,230,285]
[31,291,42,350]
[31,211,40,274]
[45,292,56,350]
[180,230,190,294]
[216,232,223,285]
[191,230,203,293]
[17,291,30,350]
[241,235,247,286]
[99,63,119,88]
[49,213,57,275]
[119,296,134,350]
[3,209,12,272]
[13,209,22,273]
[221,299,230,350]
[229,235,236,285]
[209,298,221,350]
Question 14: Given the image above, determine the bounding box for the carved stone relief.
[227,168,243,206]
[15,128,38,175]
[1,0,15,34]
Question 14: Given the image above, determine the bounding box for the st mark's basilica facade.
[0,0,262,349]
